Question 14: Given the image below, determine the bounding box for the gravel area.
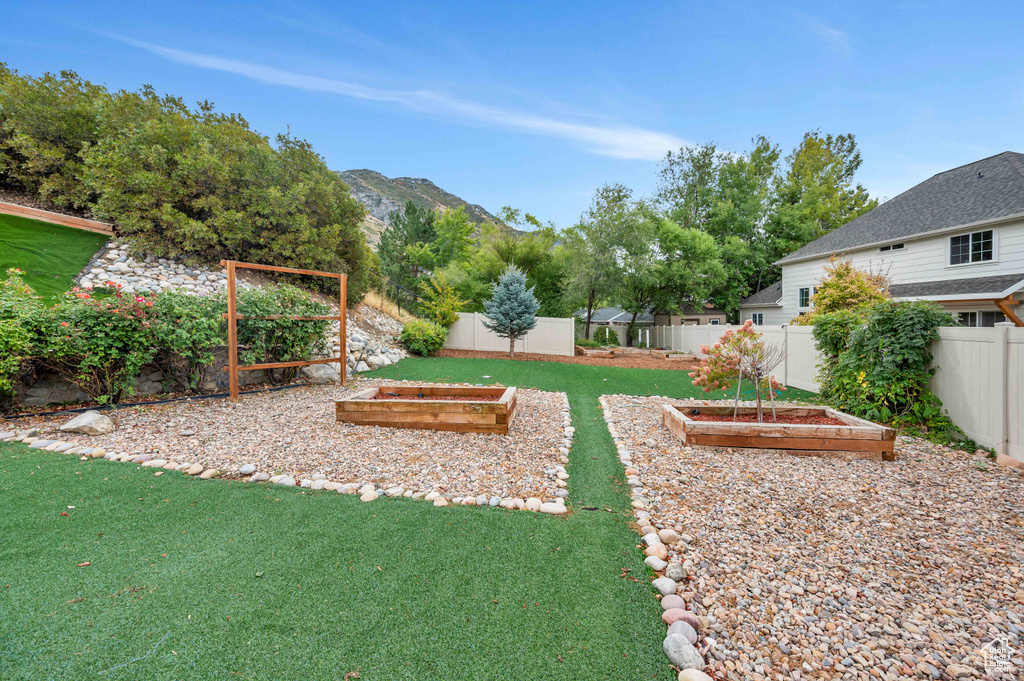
[22,380,572,503]
[603,395,1024,680]
[436,348,699,371]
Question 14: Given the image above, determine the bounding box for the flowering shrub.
[40,283,158,404]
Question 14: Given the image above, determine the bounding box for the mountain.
[340,169,508,246]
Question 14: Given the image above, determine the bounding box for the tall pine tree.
[482,266,539,357]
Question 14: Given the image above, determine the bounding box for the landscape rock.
[652,577,677,596]
[667,619,698,644]
[59,411,115,435]
[239,464,256,475]
[665,563,688,582]
[663,633,704,671]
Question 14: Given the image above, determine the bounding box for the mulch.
[372,392,500,402]
[685,412,846,426]
[435,349,700,371]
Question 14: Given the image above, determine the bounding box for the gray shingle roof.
[890,273,1024,298]
[777,151,1024,265]
[574,306,655,323]
[739,280,783,307]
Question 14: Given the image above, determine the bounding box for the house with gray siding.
[741,151,1024,327]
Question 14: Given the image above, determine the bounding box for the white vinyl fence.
[929,325,1024,458]
[444,313,575,356]
[652,324,821,391]
[652,322,1024,457]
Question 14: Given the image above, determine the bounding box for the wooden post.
[340,274,347,386]
[226,261,239,403]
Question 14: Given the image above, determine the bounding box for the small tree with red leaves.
[688,319,786,422]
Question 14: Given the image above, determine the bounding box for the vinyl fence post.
[994,322,1012,454]
[780,325,789,387]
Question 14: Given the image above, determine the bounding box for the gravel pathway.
[603,395,1024,680]
[24,380,571,502]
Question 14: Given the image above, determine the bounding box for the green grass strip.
[0,212,108,302]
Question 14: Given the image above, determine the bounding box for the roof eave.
[774,211,1024,267]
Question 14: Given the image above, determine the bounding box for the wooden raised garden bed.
[336,385,517,434]
[661,403,896,461]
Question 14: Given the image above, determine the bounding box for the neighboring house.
[653,306,728,326]
[575,306,655,341]
[741,151,1024,327]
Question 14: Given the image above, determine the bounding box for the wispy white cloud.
[106,35,687,161]
[803,16,852,55]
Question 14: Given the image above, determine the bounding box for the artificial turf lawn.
[0,358,813,679]
[0,212,108,302]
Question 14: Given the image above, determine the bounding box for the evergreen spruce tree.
[483,266,539,357]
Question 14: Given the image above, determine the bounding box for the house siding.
[770,218,1024,321]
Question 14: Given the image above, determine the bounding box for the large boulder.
[300,363,340,384]
[59,410,115,436]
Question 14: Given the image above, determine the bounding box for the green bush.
[573,337,602,348]
[419,272,464,328]
[148,292,225,392]
[400,320,448,356]
[234,285,330,384]
[0,65,371,306]
[592,326,620,347]
[0,268,41,403]
[814,299,967,444]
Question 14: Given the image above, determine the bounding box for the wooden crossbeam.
[222,259,347,402]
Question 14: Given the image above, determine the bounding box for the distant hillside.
[340,170,510,244]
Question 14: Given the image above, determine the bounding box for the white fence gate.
[444,313,575,357]
[652,322,1024,458]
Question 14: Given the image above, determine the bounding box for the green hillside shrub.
[400,320,448,356]
[0,65,371,305]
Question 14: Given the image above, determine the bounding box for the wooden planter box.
[336,385,517,434]
[662,404,896,461]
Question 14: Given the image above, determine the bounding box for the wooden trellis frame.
[220,260,346,403]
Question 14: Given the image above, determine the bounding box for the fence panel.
[930,327,1004,451]
[785,326,820,392]
[444,313,575,356]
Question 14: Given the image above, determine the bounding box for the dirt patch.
[372,392,500,402]
[682,412,846,426]
[436,349,699,371]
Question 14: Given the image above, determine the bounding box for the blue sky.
[3,1,1023,228]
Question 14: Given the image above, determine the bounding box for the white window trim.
[798,287,811,309]
[946,228,999,269]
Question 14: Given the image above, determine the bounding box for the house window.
[958,311,1007,327]
[981,311,1006,327]
[950,230,993,265]
[751,313,764,325]
[798,287,810,307]
[709,319,721,325]
[879,243,905,252]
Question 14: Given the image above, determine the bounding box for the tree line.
[380,133,877,341]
